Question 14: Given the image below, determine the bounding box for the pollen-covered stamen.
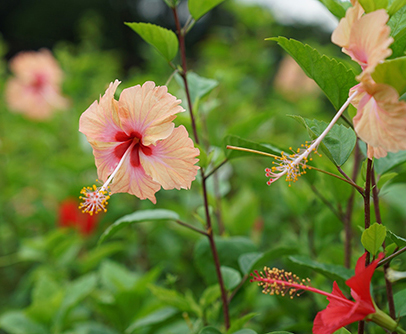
[250,267,355,305]
[79,184,111,215]
[265,90,359,187]
[265,142,321,186]
[80,139,137,215]
[250,267,311,299]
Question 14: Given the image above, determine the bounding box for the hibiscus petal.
[79,80,123,143]
[140,125,200,190]
[332,2,363,50]
[118,81,184,146]
[352,82,406,155]
[91,141,123,183]
[109,153,161,204]
[313,282,367,334]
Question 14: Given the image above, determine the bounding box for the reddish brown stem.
[359,158,373,334]
[371,171,396,322]
[172,7,230,329]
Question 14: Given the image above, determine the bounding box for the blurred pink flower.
[79,80,199,213]
[5,49,69,120]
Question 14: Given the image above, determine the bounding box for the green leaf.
[377,172,398,189]
[78,242,125,272]
[291,115,357,166]
[226,313,257,334]
[188,0,227,20]
[388,230,406,248]
[361,223,387,256]
[99,209,180,245]
[388,7,406,58]
[289,255,354,284]
[148,285,199,315]
[224,135,282,160]
[238,246,298,275]
[388,0,406,15]
[373,150,406,175]
[126,307,177,333]
[175,72,219,106]
[333,328,352,334]
[53,274,97,331]
[359,0,388,12]
[68,322,119,334]
[269,37,358,110]
[199,285,221,308]
[232,330,257,334]
[265,333,294,334]
[199,327,222,334]
[221,266,242,290]
[162,0,180,8]
[394,289,406,317]
[125,22,178,62]
[372,57,406,95]
[0,311,48,334]
[194,236,256,284]
[100,260,138,292]
[316,0,349,18]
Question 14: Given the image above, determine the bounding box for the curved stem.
[174,220,208,236]
[172,7,230,329]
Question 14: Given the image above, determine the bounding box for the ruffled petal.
[109,156,161,203]
[352,81,406,155]
[79,80,123,143]
[332,4,392,73]
[140,125,200,190]
[118,81,184,146]
[91,141,123,183]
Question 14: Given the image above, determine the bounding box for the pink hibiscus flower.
[5,49,69,120]
[79,80,199,214]
[331,2,406,159]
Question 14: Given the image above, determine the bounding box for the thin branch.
[310,184,343,222]
[228,274,248,303]
[204,158,228,180]
[378,246,406,267]
[337,166,364,196]
[175,220,208,236]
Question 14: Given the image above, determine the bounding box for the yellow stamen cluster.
[251,267,311,299]
[265,141,321,186]
[79,184,111,215]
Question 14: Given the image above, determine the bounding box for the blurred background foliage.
[1,0,406,333]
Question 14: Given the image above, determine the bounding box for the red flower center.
[114,131,152,167]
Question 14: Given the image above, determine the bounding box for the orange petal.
[352,80,406,156]
[140,125,200,190]
[79,80,122,142]
[109,157,161,203]
[118,81,184,146]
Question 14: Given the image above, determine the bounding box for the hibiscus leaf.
[289,255,354,284]
[220,266,242,290]
[199,327,222,334]
[98,209,180,245]
[373,149,406,175]
[225,313,257,334]
[394,290,406,317]
[388,7,406,58]
[388,0,406,15]
[388,230,406,248]
[316,0,350,18]
[0,311,48,334]
[175,72,219,106]
[290,115,357,167]
[268,37,358,111]
[126,307,177,333]
[224,135,282,160]
[358,0,388,12]
[372,57,406,95]
[361,223,387,256]
[239,246,298,275]
[125,22,178,62]
[188,0,227,21]
[232,330,258,334]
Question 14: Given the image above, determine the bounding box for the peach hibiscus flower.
[79,80,199,214]
[5,49,69,120]
[332,2,406,159]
